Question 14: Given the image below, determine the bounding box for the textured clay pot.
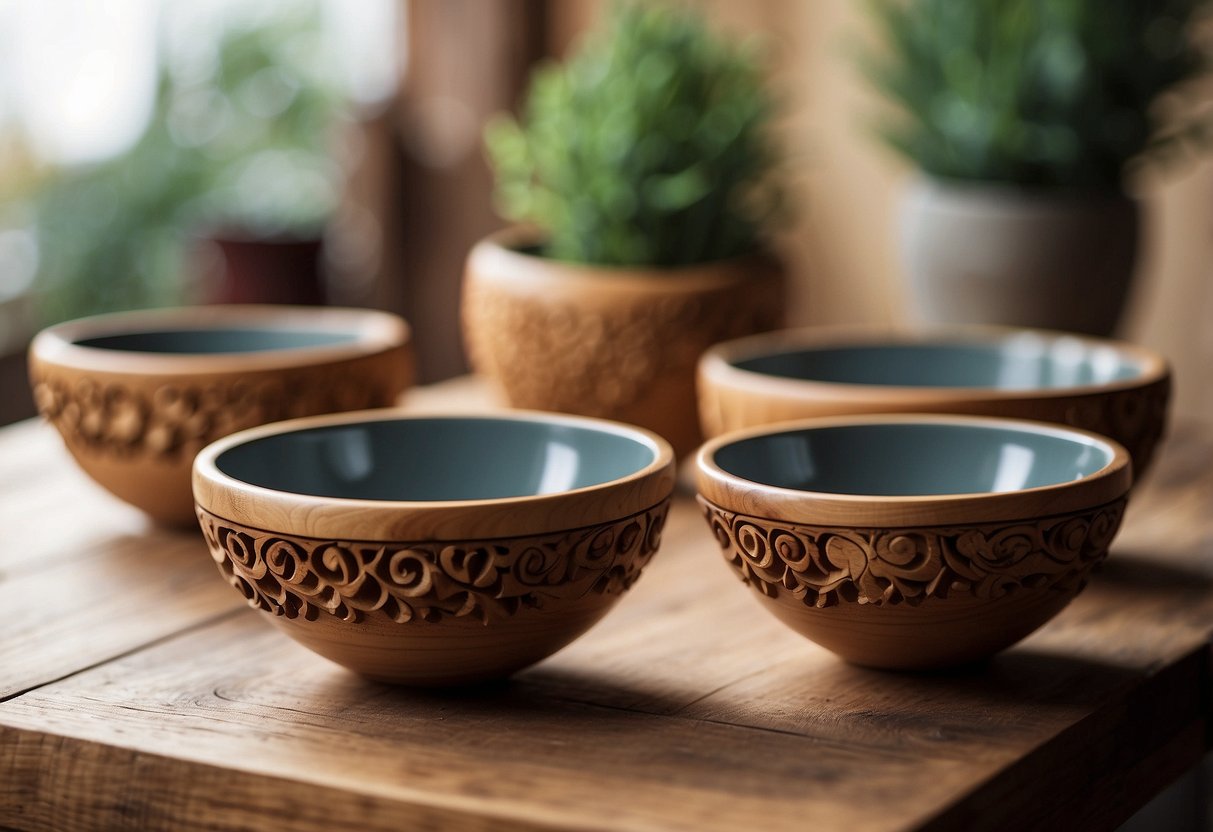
[30,305,412,526]
[698,326,1169,478]
[193,410,676,686]
[696,415,1132,669]
[462,227,784,457]
[900,177,1139,336]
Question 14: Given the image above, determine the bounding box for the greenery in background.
[33,5,348,324]
[485,2,783,268]
[860,0,1210,190]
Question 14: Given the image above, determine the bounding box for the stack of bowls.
[692,326,1170,669]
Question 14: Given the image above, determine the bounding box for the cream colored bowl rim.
[696,412,1132,526]
[700,324,1170,400]
[193,408,677,541]
[31,305,409,375]
[470,225,780,286]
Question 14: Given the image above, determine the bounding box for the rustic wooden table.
[2,377,1211,832]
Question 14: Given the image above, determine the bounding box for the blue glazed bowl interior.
[216,417,657,501]
[713,423,1112,496]
[76,328,356,354]
[736,340,1143,389]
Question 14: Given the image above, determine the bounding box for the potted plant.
[861,0,1208,336]
[30,6,351,321]
[464,2,786,456]
[186,13,351,306]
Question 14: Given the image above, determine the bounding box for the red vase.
[205,233,327,306]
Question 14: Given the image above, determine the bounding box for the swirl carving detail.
[197,502,669,625]
[32,370,396,461]
[699,497,1126,609]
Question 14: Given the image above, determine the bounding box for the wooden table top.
[2,377,1211,832]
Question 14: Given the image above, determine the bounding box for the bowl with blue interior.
[30,305,412,525]
[193,409,676,685]
[696,414,1131,670]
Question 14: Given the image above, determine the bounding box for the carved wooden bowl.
[29,305,412,526]
[696,415,1132,670]
[698,327,1170,477]
[193,410,676,686]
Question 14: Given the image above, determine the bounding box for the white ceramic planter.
[899,177,1139,336]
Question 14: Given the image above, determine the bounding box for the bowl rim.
[696,413,1132,526]
[193,408,677,541]
[30,305,409,375]
[699,324,1170,401]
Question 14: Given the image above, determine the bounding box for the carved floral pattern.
[197,502,670,625]
[31,370,396,461]
[699,497,1126,609]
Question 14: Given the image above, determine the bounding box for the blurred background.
[2,0,1213,426]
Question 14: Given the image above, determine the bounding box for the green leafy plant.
[860,0,1209,189]
[180,10,348,236]
[32,4,349,324]
[485,2,782,268]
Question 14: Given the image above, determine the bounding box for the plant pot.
[203,232,327,306]
[462,227,785,457]
[899,177,1139,336]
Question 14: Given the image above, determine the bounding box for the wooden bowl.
[30,305,412,526]
[698,327,1170,476]
[696,415,1132,670]
[192,410,676,686]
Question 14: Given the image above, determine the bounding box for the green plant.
[485,2,782,268]
[860,0,1209,189]
[32,4,349,324]
[181,10,348,235]
[32,75,211,324]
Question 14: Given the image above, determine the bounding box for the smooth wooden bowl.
[29,305,412,526]
[698,326,1170,476]
[193,410,677,686]
[696,414,1132,670]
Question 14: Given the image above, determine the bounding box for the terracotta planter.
[900,177,1139,336]
[462,227,785,457]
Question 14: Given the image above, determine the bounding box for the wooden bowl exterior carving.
[696,415,1133,670]
[29,306,412,526]
[193,410,677,686]
[698,327,1170,477]
[463,226,784,457]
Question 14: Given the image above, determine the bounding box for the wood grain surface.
[0,420,244,699]
[1,378,1211,831]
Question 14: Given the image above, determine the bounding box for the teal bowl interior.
[216,417,658,501]
[735,340,1144,389]
[75,328,357,354]
[713,422,1113,496]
